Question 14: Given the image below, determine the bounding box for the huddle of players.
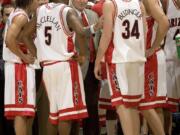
[2,0,180,135]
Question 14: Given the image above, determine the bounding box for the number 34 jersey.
[36,3,76,62]
[105,0,146,63]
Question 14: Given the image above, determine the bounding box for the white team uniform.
[3,8,36,118]
[139,7,167,110]
[36,3,87,124]
[139,14,167,110]
[99,63,115,110]
[164,0,180,112]
[105,0,146,107]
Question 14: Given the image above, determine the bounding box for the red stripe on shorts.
[69,61,84,107]
[107,63,122,99]
[15,63,27,106]
[144,54,158,100]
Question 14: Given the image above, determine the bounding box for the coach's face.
[72,0,88,11]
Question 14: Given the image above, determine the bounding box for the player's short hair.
[15,0,33,8]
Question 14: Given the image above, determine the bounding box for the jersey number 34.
[122,19,140,39]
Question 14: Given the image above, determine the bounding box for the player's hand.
[72,55,86,65]
[94,61,101,80]
[22,53,35,64]
[145,47,156,58]
[94,16,104,31]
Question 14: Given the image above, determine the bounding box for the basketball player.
[139,0,169,134]
[3,0,39,135]
[94,0,146,134]
[91,1,118,134]
[22,1,102,135]
[161,0,180,134]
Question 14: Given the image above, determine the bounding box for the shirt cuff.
[90,24,95,34]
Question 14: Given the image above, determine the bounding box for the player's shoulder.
[12,8,27,17]
[64,6,75,15]
[12,15,28,27]
[11,9,28,24]
[103,0,114,8]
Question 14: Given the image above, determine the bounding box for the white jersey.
[105,0,146,63]
[36,3,76,62]
[3,8,29,63]
[164,0,180,60]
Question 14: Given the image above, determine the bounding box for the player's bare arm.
[140,1,147,46]
[66,9,87,64]
[94,0,114,80]
[74,32,87,64]
[143,0,169,57]
[67,8,103,38]
[5,15,35,64]
[67,8,102,64]
[22,15,37,57]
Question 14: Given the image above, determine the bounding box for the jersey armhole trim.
[11,13,29,24]
[59,6,74,36]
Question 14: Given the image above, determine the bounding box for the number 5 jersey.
[36,3,76,64]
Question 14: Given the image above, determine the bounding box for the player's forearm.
[152,17,169,49]
[76,34,87,56]
[6,39,27,61]
[75,25,98,38]
[95,34,111,64]
[95,48,105,64]
[68,10,99,38]
[23,36,37,57]
[78,26,91,38]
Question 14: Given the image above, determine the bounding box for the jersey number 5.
[45,26,52,46]
[122,19,140,39]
